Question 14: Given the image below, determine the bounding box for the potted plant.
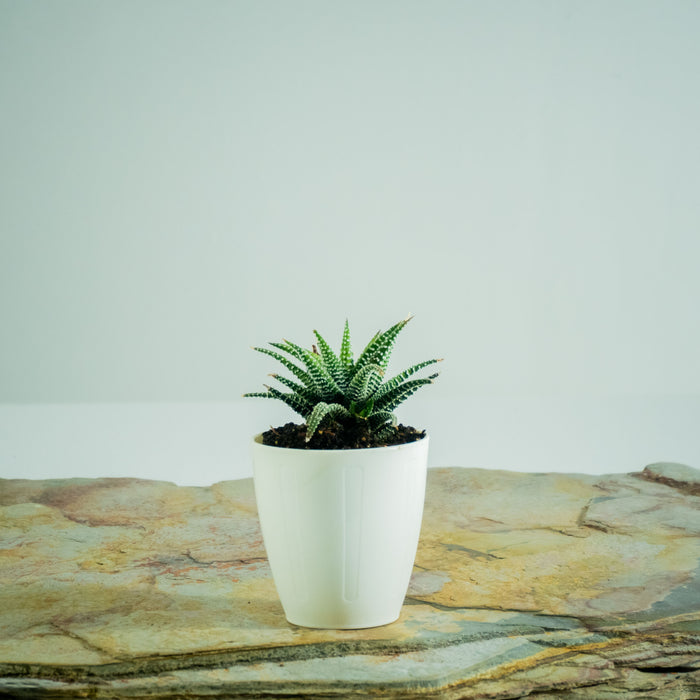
[245,315,440,629]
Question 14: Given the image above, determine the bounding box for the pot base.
[285,611,400,630]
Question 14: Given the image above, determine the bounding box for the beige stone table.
[1,464,699,699]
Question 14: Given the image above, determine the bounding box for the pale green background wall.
[2,0,699,404]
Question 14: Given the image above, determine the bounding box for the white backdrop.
[1,1,699,483]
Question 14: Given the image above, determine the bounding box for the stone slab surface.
[0,463,699,699]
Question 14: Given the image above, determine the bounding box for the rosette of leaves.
[244,315,441,442]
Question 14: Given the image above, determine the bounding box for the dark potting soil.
[261,421,426,450]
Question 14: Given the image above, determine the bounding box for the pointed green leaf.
[368,410,396,430]
[306,402,351,442]
[269,340,305,362]
[374,373,438,412]
[251,347,313,387]
[353,329,380,375]
[242,389,311,419]
[339,319,353,378]
[264,386,313,417]
[313,328,346,389]
[373,358,442,401]
[348,363,384,402]
[355,315,412,374]
[273,340,342,399]
[269,374,318,403]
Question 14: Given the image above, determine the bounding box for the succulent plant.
[244,315,441,443]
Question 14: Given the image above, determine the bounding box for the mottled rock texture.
[1,463,698,699]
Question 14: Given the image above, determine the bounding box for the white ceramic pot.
[251,434,429,629]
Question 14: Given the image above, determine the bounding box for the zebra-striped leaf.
[355,315,412,373]
[306,402,351,441]
[275,339,341,399]
[242,388,311,419]
[269,373,317,402]
[348,363,384,403]
[263,386,313,418]
[339,319,353,379]
[374,373,439,412]
[252,347,312,387]
[373,358,442,401]
[313,329,346,390]
[368,410,396,430]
